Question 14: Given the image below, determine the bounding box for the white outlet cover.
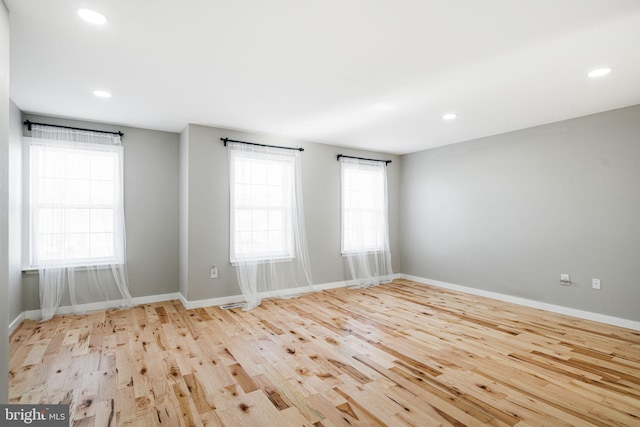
[560,274,570,281]
[592,278,601,289]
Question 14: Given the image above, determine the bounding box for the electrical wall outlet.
[560,273,570,285]
[210,266,218,279]
[592,278,601,290]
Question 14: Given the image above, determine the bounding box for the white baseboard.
[179,293,244,310]
[178,275,403,310]
[9,277,391,331]
[15,292,182,325]
[17,273,638,334]
[400,274,640,331]
[180,279,352,310]
[9,312,25,336]
[178,292,189,308]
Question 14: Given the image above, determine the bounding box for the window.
[341,159,386,254]
[229,148,295,262]
[29,139,124,267]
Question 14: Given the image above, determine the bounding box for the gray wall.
[400,105,640,321]
[1,0,10,403]
[179,126,189,298]
[20,114,180,311]
[180,124,400,301]
[8,102,22,324]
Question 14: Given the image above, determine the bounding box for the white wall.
[0,0,10,403]
[400,105,640,321]
[179,126,189,299]
[8,102,21,325]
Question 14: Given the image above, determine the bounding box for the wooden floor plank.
[9,279,640,426]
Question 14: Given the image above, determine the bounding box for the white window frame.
[229,149,295,263]
[28,139,124,268]
[341,161,386,254]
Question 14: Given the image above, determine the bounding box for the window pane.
[252,210,268,231]
[91,153,115,181]
[266,163,282,185]
[360,211,374,229]
[235,160,249,184]
[65,209,90,233]
[40,177,64,204]
[65,180,91,205]
[235,183,251,206]
[67,151,91,179]
[39,234,64,262]
[230,151,294,261]
[268,230,284,252]
[91,181,114,205]
[251,162,266,183]
[41,150,65,178]
[91,209,113,233]
[235,210,252,232]
[30,142,123,266]
[266,186,283,207]
[341,162,386,253]
[91,233,113,258]
[65,233,90,259]
[357,190,373,209]
[268,210,283,230]
[253,231,268,253]
[37,208,64,234]
[236,231,252,255]
[344,211,355,230]
[252,184,268,207]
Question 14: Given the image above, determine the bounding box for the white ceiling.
[7,0,640,154]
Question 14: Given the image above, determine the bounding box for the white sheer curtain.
[29,124,133,321]
[228,141,314,310]
[340,157,393,288]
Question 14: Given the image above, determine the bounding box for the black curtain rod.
[337,154,391,165]
[24,120,124,137]
[221,137,304,152]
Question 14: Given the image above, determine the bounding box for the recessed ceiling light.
[373,103,395,112]
[587,67,611,78]
[93,90,112,98]
[442,113,457,120]
[77,8,108,25]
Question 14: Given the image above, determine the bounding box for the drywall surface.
[8,101,22,323]
[21,115,180,310]
[182,124,400,301]
[0,0,10,403]
[400,105,640,321]
[179,126,189,299]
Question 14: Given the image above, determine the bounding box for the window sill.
[341,249,387,257]
[22,263,123,274]
[230,256,294,266]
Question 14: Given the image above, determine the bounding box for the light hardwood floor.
[9,279,640,426]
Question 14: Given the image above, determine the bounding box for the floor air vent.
[220,303,245,310]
